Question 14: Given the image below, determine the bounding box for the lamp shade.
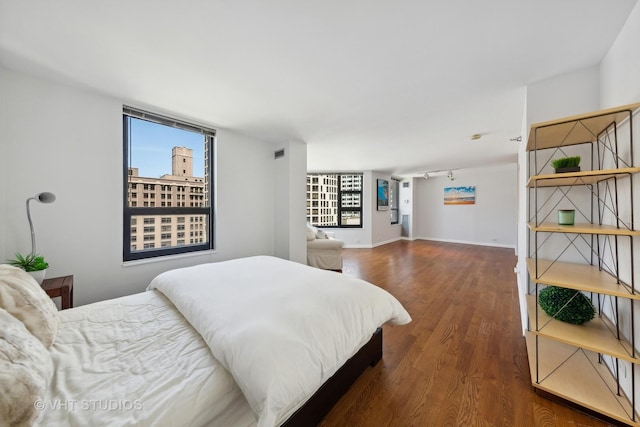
[36,192,56,203]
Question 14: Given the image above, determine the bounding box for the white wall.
[413,164,517,248]
[274,140,307,264]
[0,66,278,306]
[600,1,640,108]
[516,103,528,328]
[371,172,402,246]
[0,70,7,263]
[526,66,600,125]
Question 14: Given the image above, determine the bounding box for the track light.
[447,170,454,181]
[423,173,429,180]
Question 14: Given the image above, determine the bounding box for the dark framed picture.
[377,179,389,210]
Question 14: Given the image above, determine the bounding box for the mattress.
[39,290,256,427]
[147,256,411,426]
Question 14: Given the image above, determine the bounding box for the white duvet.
[42,290,256,427]
[148,256,411,427]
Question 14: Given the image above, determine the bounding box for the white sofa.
[306,225,343,271]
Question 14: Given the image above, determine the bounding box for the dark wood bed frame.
[281,327,383,427]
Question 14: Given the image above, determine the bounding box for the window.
[306,173,362,227]
[123,107,215,261]
[390,178,400,224]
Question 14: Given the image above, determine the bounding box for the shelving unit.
[526,103,640,426]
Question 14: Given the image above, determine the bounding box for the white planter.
[28,269,47,285]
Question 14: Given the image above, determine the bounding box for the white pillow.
[316,229,327,239]
[0,264,59,348]
[0,307,52,426]
[306,226,317,241]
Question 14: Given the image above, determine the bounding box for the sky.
[128,118,206,178]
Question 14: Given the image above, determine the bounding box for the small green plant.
[551,156,581,170]
[538,286,595,325]
[7,253,49,272]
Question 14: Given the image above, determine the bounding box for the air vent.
[274,149,285,159]
[402,182,410,188]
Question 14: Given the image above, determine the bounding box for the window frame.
[337,174,363,228]
[306,173,363,228]
[122,107,215,262]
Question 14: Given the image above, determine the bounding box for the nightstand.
[42,275,74,309]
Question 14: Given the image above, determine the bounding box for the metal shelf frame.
[526,104,640,425]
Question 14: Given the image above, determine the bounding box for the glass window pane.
[130,215,208,253]
[340,175,362,191]
[341,192,361,207]
[127,117,208,208]
[341,211,361,226]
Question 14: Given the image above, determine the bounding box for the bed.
[0,256,411,427]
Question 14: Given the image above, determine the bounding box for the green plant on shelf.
[7,253,49,272]
[538,285,595,325]
[551,156,581,171]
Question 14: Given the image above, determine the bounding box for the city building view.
[127,146,207,251]
[306,173,363,227]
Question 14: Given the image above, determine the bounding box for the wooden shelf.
[526,258,640,298]
[525,333,639,426]
[526,102,639,423]
[526,295,638,362]
[527,222,640,236]
[526,167,640,188]
[526,103,640,151]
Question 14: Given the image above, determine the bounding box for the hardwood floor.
[319,240,610,427]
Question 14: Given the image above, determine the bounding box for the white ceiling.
[1,0,637,177]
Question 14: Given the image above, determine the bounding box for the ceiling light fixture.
[423,173,430,180]
[447,170,454,181]
[470,134,482,140]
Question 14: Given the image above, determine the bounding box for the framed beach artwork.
[377,179,389,210]
[444,186,475,205]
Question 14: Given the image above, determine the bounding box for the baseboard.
[343,237,403,249]
[416,237,516,250]
[343,244,373,249]
[344,237,515,250]
[372,237,402,248]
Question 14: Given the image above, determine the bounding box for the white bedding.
[40,290,256,427]
[148,255,411,427]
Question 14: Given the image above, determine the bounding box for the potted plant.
[538,286,595,325]
[551,156,581,173]
[7,252,49,284]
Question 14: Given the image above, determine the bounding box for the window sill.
[122,249,216,267]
